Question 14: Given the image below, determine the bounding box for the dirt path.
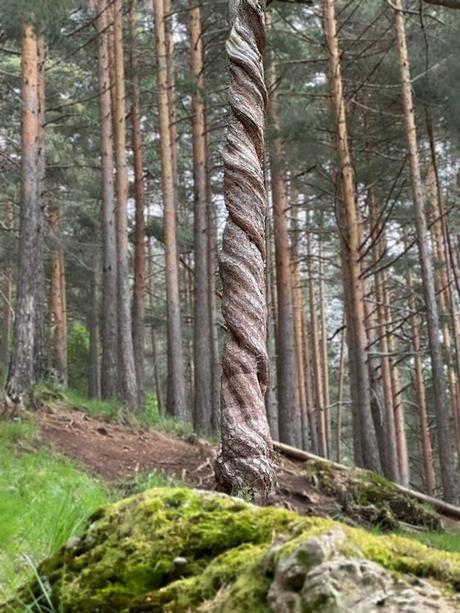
[35,405,336,517]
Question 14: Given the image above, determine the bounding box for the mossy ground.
[305,458,442,530]
[12,487,460,613]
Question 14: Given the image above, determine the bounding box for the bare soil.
[35,404,337,517]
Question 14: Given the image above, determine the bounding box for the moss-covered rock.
[7,488,460,612]
[305,459,442,530]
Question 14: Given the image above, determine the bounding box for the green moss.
[305,460,442,531]
[9,487,460,612]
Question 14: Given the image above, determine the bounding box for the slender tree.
[215,0,276,498]
[392,0,456,501]
[266,11,302,447]
[189,0,213,434]
[112,0,138,409]
[6,23,41,404]
[49,202,68,384]
[152,0,187,421]
[323,0,381,472]
[95,0,118,400]
[129,0,146,407]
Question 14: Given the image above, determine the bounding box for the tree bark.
[215,0,276,499]
[49,203,68,385]
[6,24,41,404]
[88,262,100,400]
[152,0,187,421]
[34,35,47,382]
[266,12,302,448]
[112,0,139,410]
[0,203,13,380]
[368,190,400,483]
[95,0,118,400]
[407,268,437,495]
[307,231,327,456]
[323,0,381,473]
[129,0,146,407]
[189,0,213,434]
[318,229,331,456]
[392,0,456,502]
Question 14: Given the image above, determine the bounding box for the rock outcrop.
[7,488,460,612]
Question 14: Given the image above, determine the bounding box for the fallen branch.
[273,441,460,520]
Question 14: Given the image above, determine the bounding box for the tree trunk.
[266,12,302,448]
[49,203,68,384]
[34,35,47,382]
[291,198,309,450]
[112,0,139,409]
[407,268,437,495]
[318,230,331,456]
[6,24,41,404]
[323,0,381,473]
[152,0,187,421]
[88,262,100,400]
[393,0,456,502]
[147,239,165,415]
[368,189,400,482]
[189,0,212,434]
[207,178,221,434]
[215,0,275,499]
[307,231,327,456]
[129,0,146,407]
[0,203,13,380]
[96,0,118,400]
[336,317,346,463]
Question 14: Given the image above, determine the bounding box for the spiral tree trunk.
[215,0,276,499]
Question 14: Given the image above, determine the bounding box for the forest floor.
[3,390,460,602]
[36,401,335,518]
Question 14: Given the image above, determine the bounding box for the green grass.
[0,410,189,604]
[0,419,112,602]
[62,388,122,420]
[397,529,460,555]
[62,388,194,437]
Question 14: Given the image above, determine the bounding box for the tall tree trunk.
[0,203,13,380]
[302,298,319,454]
[163,0,179,205]
[34,35,47,381]
[265,208,279,441]
[336,317,346,463]
[147,239,165,415]
[96,0,118,400]
[49,203,67,384]
[393,0,456,501]
[266,13,301,447]
[129,0,146,407]
[318,230,331,456]
[323,0,381,473]
[427,164,460,459]
[291,197,309,450]
[307,231,327,456]
[152,0,187,421]
[6,24,41,404]
[189,0,212,434]
[368,190,400,482]
[112,0,139,409]
[207,178,221,434]
[88,261,100,400]
[407,268,437,495]
[215,0,275,499]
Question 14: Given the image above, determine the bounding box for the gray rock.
[268,530,455,612]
